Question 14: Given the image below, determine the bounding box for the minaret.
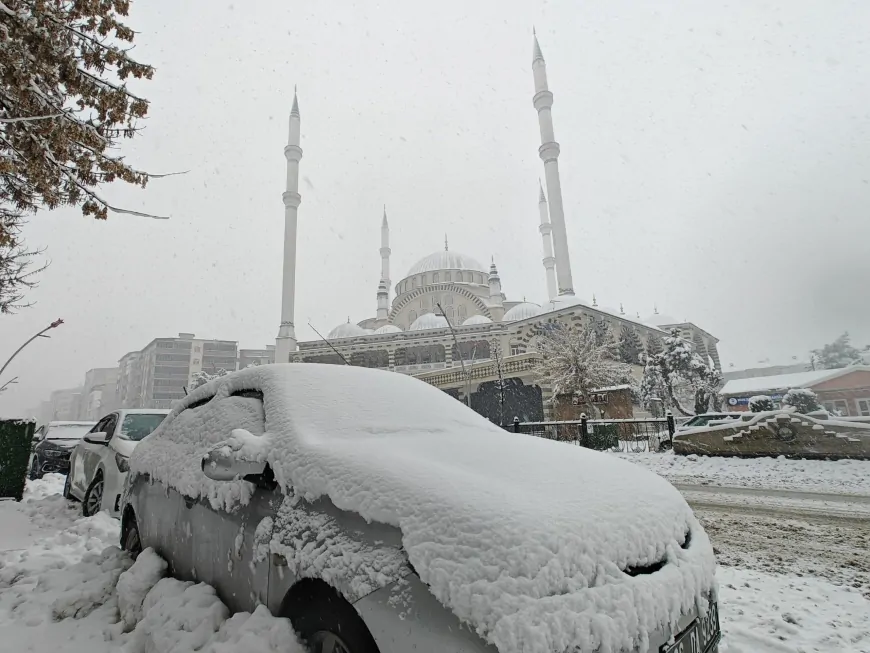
[376,280,389,322]
[275,88,302,363]
[380,206,391,300]
[488,258,505,322]
[537,180,557,300]
[532,30,575,296]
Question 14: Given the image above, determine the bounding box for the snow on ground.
[719,567,870,652]
[2,472,869,652]
[614,451,870,496]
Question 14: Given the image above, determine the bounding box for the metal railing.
[511,413,676,453]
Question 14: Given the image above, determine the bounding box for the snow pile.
[117,548,167,630]
[615,451,870,495]
[132,364,717,653]
[718,567,870,652]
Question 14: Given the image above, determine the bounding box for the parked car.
[676,412,743,432]
[122,364,719,653]
[66,409,169,516]
[28,421,96,480]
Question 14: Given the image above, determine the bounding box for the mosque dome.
[644,313,680,327]
[502,302,542,322]
[462,314,492,326]
[374,324,402,334]
[327,321,367,339]
[406,251,486,277]
[409,312,450,331]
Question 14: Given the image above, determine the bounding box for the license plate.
[662,603,720,653]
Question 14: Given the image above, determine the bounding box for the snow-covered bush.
[782,388,822,414]
[749,395,774,412]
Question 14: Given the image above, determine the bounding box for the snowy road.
[1,473,869,652]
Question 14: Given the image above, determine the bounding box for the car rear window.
[119,413,168,441]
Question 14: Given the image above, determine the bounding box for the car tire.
[28,457,41,481]
[82,472,104,517]
[284,585,380,653]
[122,514,143,560]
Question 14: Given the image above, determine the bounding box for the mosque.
[273,33,721,422]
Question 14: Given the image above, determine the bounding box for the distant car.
[676,412,743,433]
[122,364,720,653]
[66,409,170,517]
[28,421,96,480]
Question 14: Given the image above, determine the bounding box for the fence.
[512,413,676,453]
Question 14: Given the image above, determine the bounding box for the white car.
[65,409,170,517]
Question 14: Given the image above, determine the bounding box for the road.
[679,484,870,598]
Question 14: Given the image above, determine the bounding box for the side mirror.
[84,431,110,445]
[201,446,266,482]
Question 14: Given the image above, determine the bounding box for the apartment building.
[117,333,238,409]
[80,367,120,420]
[238,345,276,369]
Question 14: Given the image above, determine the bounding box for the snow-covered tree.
[646,335,663,358]
[618,325,644,365]
[782,388,822,414]
[1,0,158,307]
[593,316,611,344]
[189,368,230,391]
[811,333,863,369]
[749,395,774,412]
[640,329,722,416]
[533,323,633,416]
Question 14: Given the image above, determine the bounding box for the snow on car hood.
[131,364,716,653]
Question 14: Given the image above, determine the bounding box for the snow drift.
[131,364,717,653]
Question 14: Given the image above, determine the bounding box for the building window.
[444,306,454,320]
[823,400,849,416]
[413,277,418,288]
[856,399,870,416]
[445,272,451,282]
[510,344,522,356]
[457,305,467,321]
[433,272,439,283]
[431,294,440,308]
[409,310,417,323]
[456,271,463,282]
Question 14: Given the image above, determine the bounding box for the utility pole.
[436,303,471,407]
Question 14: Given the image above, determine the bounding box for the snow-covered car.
[122,364,720,653]
[676,413,744,433]
[28,421,96,480]
[66,409,169,517]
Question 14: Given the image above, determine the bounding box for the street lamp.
[0,319,64,392]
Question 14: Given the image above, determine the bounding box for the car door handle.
[183,496,195,509]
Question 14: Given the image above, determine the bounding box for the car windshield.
[46,424,95,440]
[118,413,168,441]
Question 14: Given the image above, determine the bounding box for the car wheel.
[286,585,380,653]
[122,515,143,560]
[82,473,104,517]
[28,457,41,481]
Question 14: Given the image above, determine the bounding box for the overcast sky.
[2,0,869,413]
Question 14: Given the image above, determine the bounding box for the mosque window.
[409,310,417,323]
[457,305,467,321]
[444,306,454,320]
[431,294,440,308]
[433,272,439,283]
[456,271,463,282]
[445,272,451,282]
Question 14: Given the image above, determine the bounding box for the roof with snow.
[720,366,870,396]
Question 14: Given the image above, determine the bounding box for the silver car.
[122,364,720,653]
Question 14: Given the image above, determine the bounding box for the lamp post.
[0,319,64,390]
[436,303,472,408]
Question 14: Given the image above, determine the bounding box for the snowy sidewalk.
[1,474,869,652]
[613,451,870,496]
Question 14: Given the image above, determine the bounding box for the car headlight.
[115,452,130,473]
[43,448,68,459]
